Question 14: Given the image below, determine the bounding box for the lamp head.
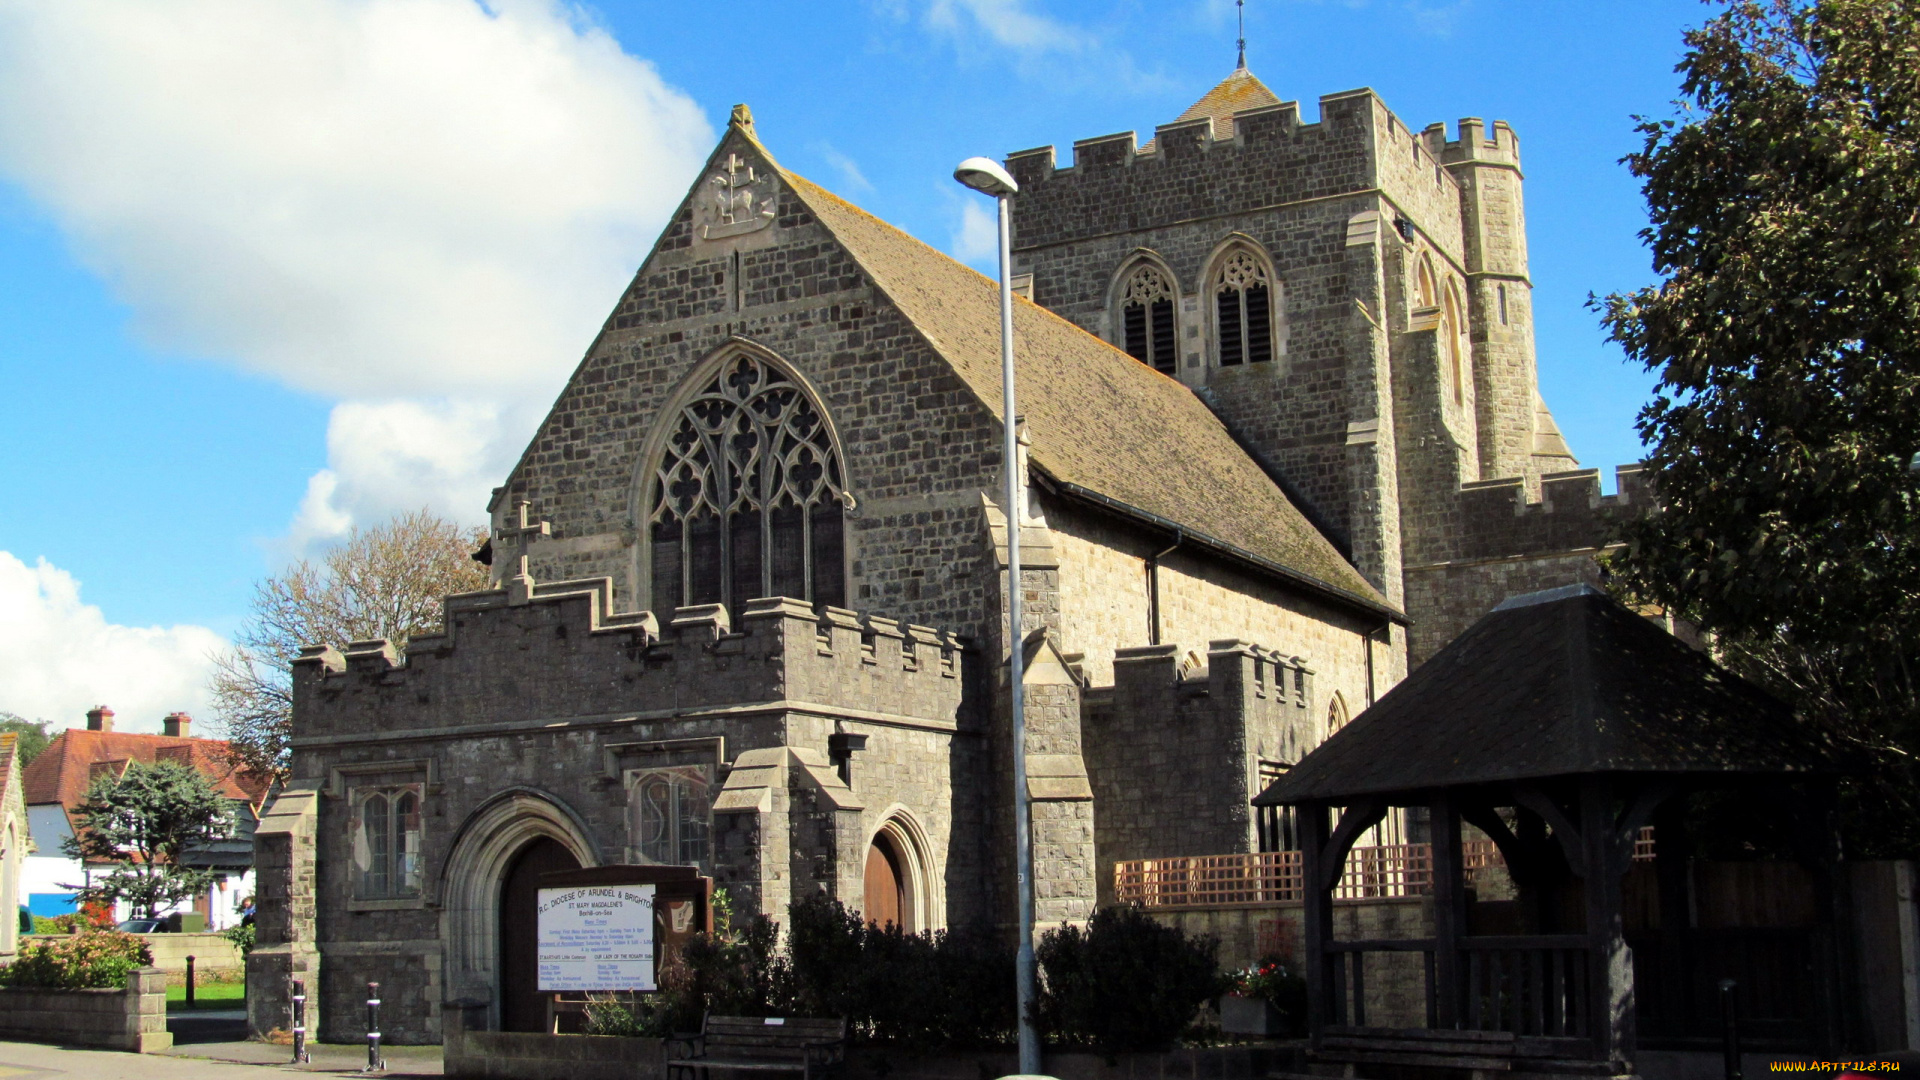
[953,156,1018,198]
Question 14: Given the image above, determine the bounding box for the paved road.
[0,1038,443,1078]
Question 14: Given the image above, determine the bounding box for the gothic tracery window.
[1443,282,1466,405]
[1119,263,1177,375]
[626,766,712,870]
[1213,250,1275,367]
[649,353,847,613]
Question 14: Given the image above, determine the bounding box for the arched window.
[352,787,425,900]
[1118,263,1177,375]
[1327,692,1350,737]
[1415,256,1437,310]
[649,353,847,613]
[1213,249,1275,367]
[1443,281,1466,405]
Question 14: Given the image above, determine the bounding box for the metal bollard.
[185,955,196,1008]
[290,978,311,1064]
[363,980,386,1073]
[1720,977,1742,1080]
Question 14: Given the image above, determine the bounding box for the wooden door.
[498,837,581,1032]
[863,837,904,930]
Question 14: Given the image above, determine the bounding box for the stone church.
[248,68,1642,1043]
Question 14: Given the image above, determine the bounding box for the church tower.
[1008,70,1616,663]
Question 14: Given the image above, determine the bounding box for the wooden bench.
[667,1014,848,1080]
[1311,1026,1609,1075]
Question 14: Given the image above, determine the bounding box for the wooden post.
[1301,801,1332,1046]
[1581,776,1632,1069]
[1798,778,1853,1053]
[1430,791,1464,1029]
[1654,795,1692,1038]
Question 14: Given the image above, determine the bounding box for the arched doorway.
[863,833,905,930]
[498,837,581,1032]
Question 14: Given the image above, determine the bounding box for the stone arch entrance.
[439,789,600,1033]
[863,810,941,933]
[498,837,580,1031]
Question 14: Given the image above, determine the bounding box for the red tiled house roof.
[22,728,271,834]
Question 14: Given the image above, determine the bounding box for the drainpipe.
[1146,530,1183,646]
[1363,618,1390,706]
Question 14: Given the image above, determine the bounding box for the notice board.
[533,864,713,991]
[535,884,656,992]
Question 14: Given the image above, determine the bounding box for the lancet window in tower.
[648,354,846,613]
[1213,250,1274,367]
[1119,264,1177,375]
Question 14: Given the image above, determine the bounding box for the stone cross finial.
[498,499,550,605]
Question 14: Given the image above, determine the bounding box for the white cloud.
[0,0,718,549]
[813,142,875,195]
[950,197,1000,269]
[923,0,1090,54]
[0,553,226,735]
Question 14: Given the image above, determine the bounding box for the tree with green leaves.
[62,760,235,920]
[1600,0,1920,856]
[209,510,491,784]
[0,713,52,766]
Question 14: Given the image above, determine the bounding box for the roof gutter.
[1045,477,1408,625]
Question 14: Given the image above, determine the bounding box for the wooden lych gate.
[1256,585,1852,1078]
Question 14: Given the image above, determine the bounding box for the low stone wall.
[445,1031,666,1080]
[0,966,172,1052]
[1145,896,1432,970]
[443,1032,1299,1080]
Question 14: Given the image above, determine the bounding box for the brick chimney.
[163,712,191,738]
[85,705,114,732]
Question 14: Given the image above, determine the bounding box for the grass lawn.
[166,978,246,1010]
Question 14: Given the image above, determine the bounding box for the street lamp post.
[952,155,1039,1075]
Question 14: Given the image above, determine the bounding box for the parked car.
[115,918,172,934]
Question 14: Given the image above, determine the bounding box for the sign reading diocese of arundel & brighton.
[536,885,656,992]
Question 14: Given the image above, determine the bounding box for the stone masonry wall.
[284,579,973,1043]
[1084,641,1315,906]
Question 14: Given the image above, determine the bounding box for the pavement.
[0,1036,444,1078]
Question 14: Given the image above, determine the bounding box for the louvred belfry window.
[1214,250,1274,367]
[1119,264,1177,375]
[649,354,847,613]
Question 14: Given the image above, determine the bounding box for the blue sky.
[0,0,1703,731]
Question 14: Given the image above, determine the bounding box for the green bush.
[29,913,89,935]
[786,893,1015,1047]
[222,923,256,957]
[1036,904,1226,1052]
[581,992,677,1037]
[0,929,153,989]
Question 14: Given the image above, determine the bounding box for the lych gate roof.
[754,135,1390,615]
[1256,585,1840,805]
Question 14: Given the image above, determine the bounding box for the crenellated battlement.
[1433,117,1521,169]
[290,577,969,738]
[1450,464,1651,562]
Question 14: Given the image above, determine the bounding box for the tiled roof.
[1161,67,1281,144]
[762,140,1390,613]
[1256,585,1840,804]
[22,729,271,829]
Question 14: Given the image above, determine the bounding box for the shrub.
[1036,905,1226,1052]
[582,992,676,1037]
[223,923,257,957]
[786,893,1015,1047]
[29,913,89,935]
[677,911,796,1021]
[0,929,153,989]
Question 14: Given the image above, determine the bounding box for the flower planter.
[1219,993,1286,1036]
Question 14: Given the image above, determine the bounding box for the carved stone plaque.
[697,153,777,241]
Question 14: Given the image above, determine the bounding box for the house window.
[626,766,713,870]
[1214,250,1274,367]
[351,786,423,899]
[1118,264,1177,375]
[649,353,847,613]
